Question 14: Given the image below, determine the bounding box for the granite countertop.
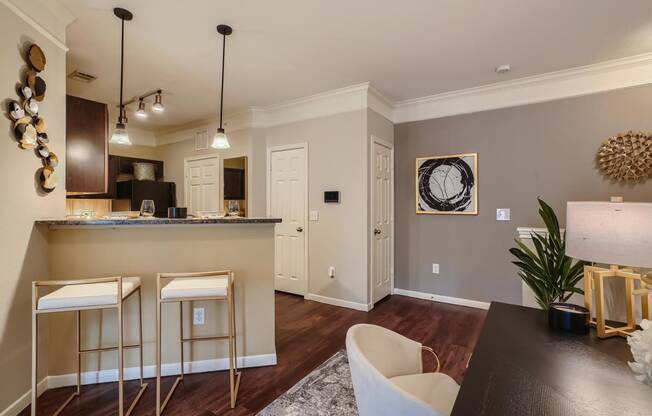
[35,217,282,227]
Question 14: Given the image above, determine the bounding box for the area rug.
[257,349,359,416]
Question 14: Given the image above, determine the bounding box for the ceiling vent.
[68,70,97,83]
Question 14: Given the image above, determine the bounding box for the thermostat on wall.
[324,191,340,203]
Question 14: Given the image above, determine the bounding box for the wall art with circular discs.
[416,153,478,215]
[597,131,652,182]
[6,43,58,193]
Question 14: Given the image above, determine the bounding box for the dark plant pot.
[548,303,590,334]
[167,207,187,219]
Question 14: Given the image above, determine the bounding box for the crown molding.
[153,83,390,145]
[393,52,652,124]
[153,51,652,144]
[251,82,371,128]
[1,0,70,51]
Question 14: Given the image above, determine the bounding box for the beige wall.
[394,84,652,305]
[156,128,257,214]
[265,110,369,305]
[47,225,276,375]
[0,3,67,411]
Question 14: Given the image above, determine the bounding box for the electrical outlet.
[193,307,205,325]
[496,208,511,221]
[328,266,335,278]
[432,263,440,274]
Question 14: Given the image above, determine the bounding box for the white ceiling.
[60,0,652,132]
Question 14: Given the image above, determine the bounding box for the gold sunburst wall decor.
[597,131,652,182]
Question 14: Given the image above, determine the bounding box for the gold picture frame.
[416,153,478,215]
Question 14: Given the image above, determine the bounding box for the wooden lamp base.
[584,265,651,338]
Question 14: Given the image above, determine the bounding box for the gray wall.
[395,85,652,305]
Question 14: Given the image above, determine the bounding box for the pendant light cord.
[219,32,226,130]
[119,17,125,122]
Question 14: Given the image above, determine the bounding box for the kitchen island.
[35,217,281,384]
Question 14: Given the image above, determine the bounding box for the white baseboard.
[1,354,276,415]
[305,293,372,312]
[47,353,277,388]
[393,288,490,310]
[0,378,48,416]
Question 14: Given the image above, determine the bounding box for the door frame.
[183,153,221,213]
[267,143,309,296]
[369,135,395,304]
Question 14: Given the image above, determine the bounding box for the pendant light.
[110,8,133,145]
[211,24,232,150]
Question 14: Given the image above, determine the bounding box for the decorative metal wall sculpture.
[416,153,478,215]
[597,131,652,182]
[6,44,58,193]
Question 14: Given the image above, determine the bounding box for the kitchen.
[12,7,281,415]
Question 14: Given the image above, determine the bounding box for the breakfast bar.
[34,218,281,386]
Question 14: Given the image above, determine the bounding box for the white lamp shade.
[211,130,230,149]
[565,201,652,268]
[110,124,132,145]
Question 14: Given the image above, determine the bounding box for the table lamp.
[566,201,652,338]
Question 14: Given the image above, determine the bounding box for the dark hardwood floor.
[23,293,486,415]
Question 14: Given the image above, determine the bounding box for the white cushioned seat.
[160,276,228,300]
[389,373,460,415]
[37,277,141,310]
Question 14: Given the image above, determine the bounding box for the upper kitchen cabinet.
[66,95,108,194]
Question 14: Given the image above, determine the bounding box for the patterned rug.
[257,350,359,416]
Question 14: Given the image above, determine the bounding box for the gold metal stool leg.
[228,278,242,408]
[125,287,148,416]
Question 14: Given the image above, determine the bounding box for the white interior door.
[185,155,220,216]
[372,139,393,303]
[269,146,307,295]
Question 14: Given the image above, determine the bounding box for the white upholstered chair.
[32,276,147,416]
[346,324,460,416]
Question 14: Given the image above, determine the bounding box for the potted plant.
[510,198,587,310]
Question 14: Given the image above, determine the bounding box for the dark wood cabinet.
[66,95,108,194]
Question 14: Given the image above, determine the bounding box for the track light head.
[152,91,164,113]
[135,99,147,118]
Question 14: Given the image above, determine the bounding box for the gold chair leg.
[31,297,37,416]
[77,310,81,395]
[228,281,241,408]
[156,292,162,416]
[118,291,124,416]
[125,287,148,416]
[180,301,184,381]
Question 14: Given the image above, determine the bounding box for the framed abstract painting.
[416,153,478,215]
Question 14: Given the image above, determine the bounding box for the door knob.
[374,228,381,235]
[296,226,303,232]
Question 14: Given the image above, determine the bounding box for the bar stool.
[156,270,241,415]
[31,276,148,416]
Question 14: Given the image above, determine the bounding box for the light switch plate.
[193,307,205,325]
[496,208,511,221]
[432,263,439,274]
[310,210,319,221]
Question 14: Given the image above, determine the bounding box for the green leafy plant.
[509,198,587,309]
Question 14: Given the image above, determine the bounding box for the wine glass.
[140,200,155,218]
[228,200,240,217]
